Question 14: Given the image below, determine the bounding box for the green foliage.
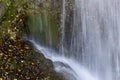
[0,0,65,80]
[0,0,25,22]
[11,60,18,69]
[0,0,31,41]
[0,0,3,3]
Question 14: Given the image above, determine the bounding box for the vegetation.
[0,0,65,80]
[0,37,64,80]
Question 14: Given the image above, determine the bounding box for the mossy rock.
[26,10,59,48]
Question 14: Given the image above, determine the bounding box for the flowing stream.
[30,40,98,80]
[29,0,120,80]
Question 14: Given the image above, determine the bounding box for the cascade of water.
[69,0,120,80]
[30,40,98,80]
[70,0,83,60]
[59,0,66,55]
[28,0,120,80]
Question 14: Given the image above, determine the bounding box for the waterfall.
[28,0,120,80]
[30,40,98,80]
[70,0,120,80]
[59,0,66,54]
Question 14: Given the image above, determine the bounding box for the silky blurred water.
[29,0,120,80]
[69,0,120,80]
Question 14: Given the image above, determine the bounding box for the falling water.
[28,0,120,80]
[69,0,120,80]
[30,40,98,80]
[59,0,66,54]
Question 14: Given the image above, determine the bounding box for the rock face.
[25,0,74,50]
[0,0,75,79]
[0,0,66,80]
[0,37,64,80]
[63,0,74,50]
[26,13,59,48]
[25,0,60,48]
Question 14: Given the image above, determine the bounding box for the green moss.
[26,2,59,47]
[48,13,59,47]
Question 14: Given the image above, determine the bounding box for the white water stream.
[29,0,120,80]
[30,40,99,80]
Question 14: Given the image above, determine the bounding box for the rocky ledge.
[0,36,64,80]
